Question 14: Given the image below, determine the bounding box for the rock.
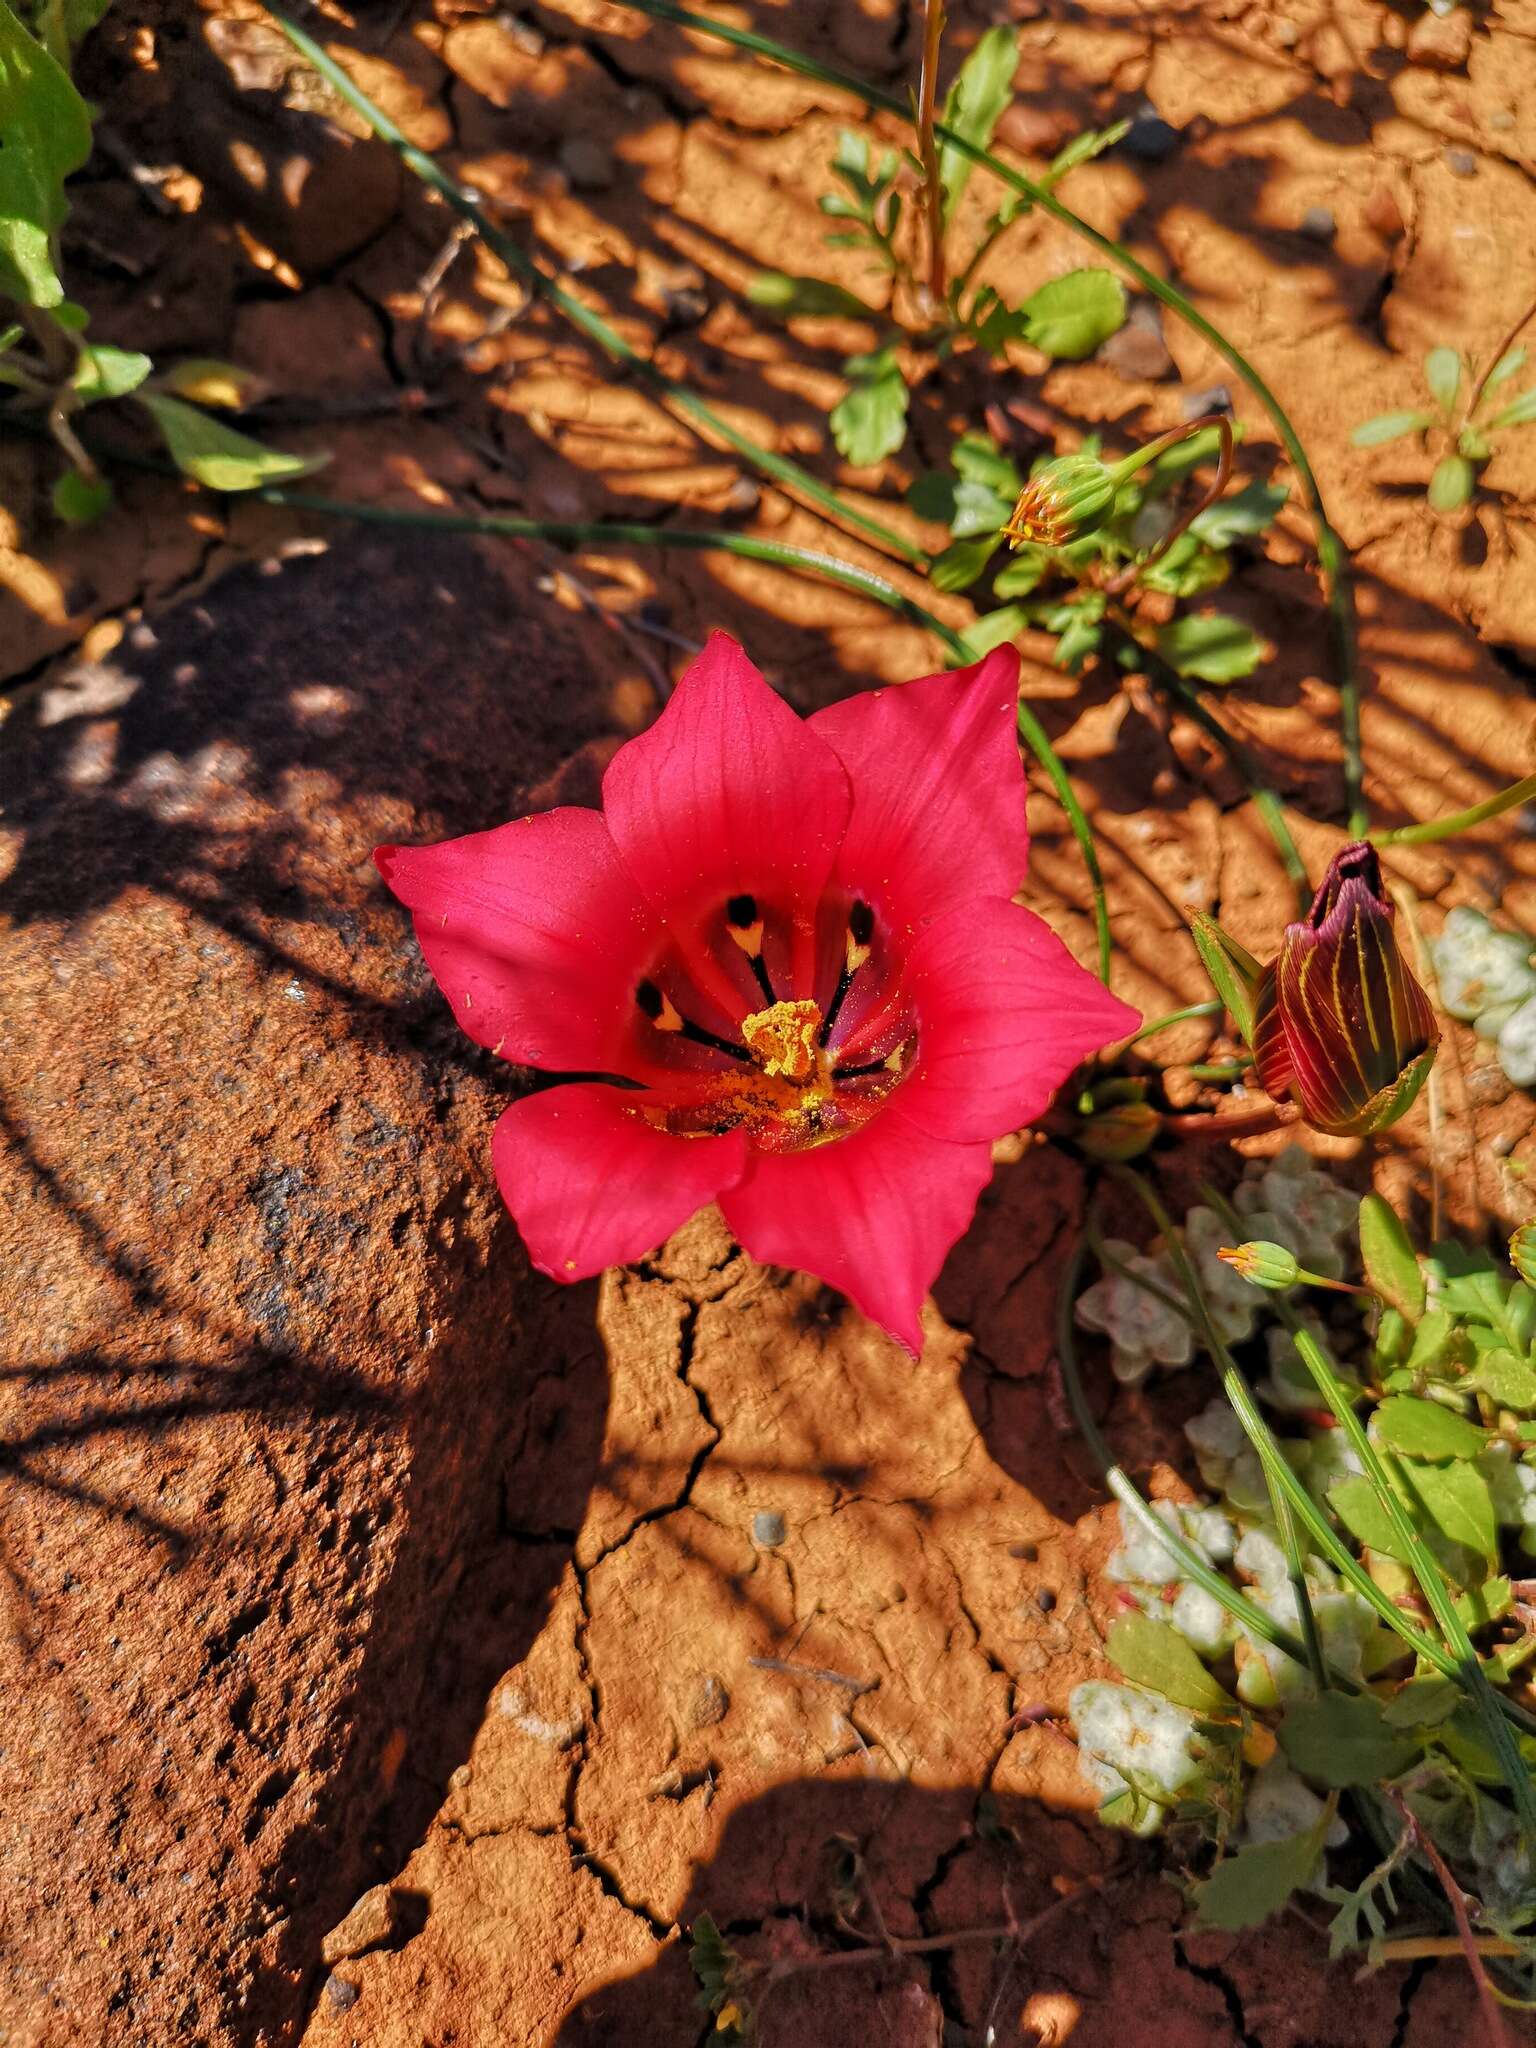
[1098,299,1173,382]
[1407,7,1473,69]
[558,137,615,191]
[321,1886,398,1966]
[1121,104,1181,164]
[324,1977,361,2014]
[1181,384,1233,420]
[1444,146,1479,178]
[751,1510,787,1547]
[0,530,625,2046]
[1299,205,1337,243]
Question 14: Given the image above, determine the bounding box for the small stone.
[1444,146,1478,178]
[1489,110,1516,132]
[499,11,546,56]
[322,1884,397,1965]
[722,477,761,515]
[689,1675,730,1729]
[1181,384,1232,420]
[664,285,710,327]
[325,1975,360,2012]
[1407,7,1472,69]
[559,138,615,191]
[1121,105,1181,164]
[1098,299,1173,381]
[751,1510,787,1548]
[1272,16,1299,45]
[1298,205,1336,244]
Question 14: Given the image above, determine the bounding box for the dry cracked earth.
[3,0,1536,2042]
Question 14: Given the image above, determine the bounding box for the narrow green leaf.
[1428,454,1474,512]
[1106,1613,1235,1715]
[0,0,93,309]
[137,392,325,491]
[937,25,1018,222]
[1017,267,1127,359]
[1357,1194,1425,1323]
[1424,345,1462,414]
[1488,388,1536,429]
[1350,411,1434,448]
[1155,611,1265,683]
[1481,346,1527,395]
[1045,120,1129,181]
[1187,479,1288,549]
[1190,1815,1330,1932]
[1189,912,1260,1046]
[1374,1396,1486,1462]
[155,357,268,410]
[746,272,878,321]
[1278,1693,1417,1787]
[956,604,1026,661]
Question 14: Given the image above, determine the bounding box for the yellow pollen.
[740,998,823,1083]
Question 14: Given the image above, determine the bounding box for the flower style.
[376,633,1138,1352]
[1253,841,1439,1138]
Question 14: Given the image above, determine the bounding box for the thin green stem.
[1127,999,1223,1044]
[266,11,927,569]
[1372,774,1536,848]
[600,0,1365,833]
[1271,1478,1329,1691]
[1015,698,1113,983]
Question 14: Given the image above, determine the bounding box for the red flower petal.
[601,632,852,997]
[375,809,657,1074]
[809,648,1026,934]
[889,899,1141,1142]
[719,1104,994,1354]
[492,1084,748,1281]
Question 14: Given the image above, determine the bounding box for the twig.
[1103,415,1233,598]
[761,1876,1107,1980]
[750,1654,878,1696]
[1386,1788,1514,2048]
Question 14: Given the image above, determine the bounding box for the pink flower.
[376,634,1138,1352]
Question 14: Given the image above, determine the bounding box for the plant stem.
[1104,416,1233,598]
[1015,698,1113,983]
[599,0,1365,833]
[1271,1479,1329,1690]
[916,0,947,306]
[1468,296,1536,422]
[1371,774,1536,848]
[763,1877,1106,1981]
[267,11,928,569]
[1385,1788,1515,2048]
[1128,1000,1224,1043]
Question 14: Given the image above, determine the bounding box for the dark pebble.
[752,1510,787,1548]
[1299,205,1336,243]
[1182,384,1233,420]
[1444,146,1478,177]
[1121,106,1182,164]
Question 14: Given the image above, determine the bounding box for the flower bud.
[1077,1097,1160,1161]
[1252,842,1438,1138]
[1512,1224,1536,1289]
[1003,453,1117,550]
[1217,1241,1299,1290]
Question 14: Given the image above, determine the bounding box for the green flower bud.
[1512,1224,1536,1289]
[1076,1098,1160,1162]
[1003,453,1117,551]
[1217,1241,1300,1290]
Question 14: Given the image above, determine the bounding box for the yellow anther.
[741,999,823,1083]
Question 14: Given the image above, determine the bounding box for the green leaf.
[1053,604,1104,674]
[137,392,325,492]
[1329,1474,1414,1565]
[1427,1244,1515,1332]
[828,353,910,466]
[928,533,997,592]
[0,0,94,310]
[1454,1576,1510,1631]
[1358,1194,1425,1322]
[1381,1674,1461,1729]
[1397,1458,1497,1562]
[52,297,88,331]
[1155,611,1264,683]
[1425,345,1463,414]
[1045,120,1129,181]
[1374,1396,1486,1461]
[155,357,268,410]
[947,479,1008,539]
[71,343,152,404]
[746,272,878,322]
[1147,423,1234,489]
[955,604,1026,662]
[1187,479,1288,549]
[937,26,1018,223]
[51,467,111,524]
[1350,410,1435,448]
[1190,1815,1330,1932]
[1481,346,1527,395]
[1466,1349,1536,1410]
[1487,388,1536,429]
[1017,267,1127,359]
[950,431,1021,498]
[1278,1693,1417,1787]
[906,471,957,524]
[1106,1613,1235,1714]
[1137,535,1228,599]
[992,546,1047,598]
[1188,912,1261,1046]
[1428,454,1474,512]
[1458,427,1492,461]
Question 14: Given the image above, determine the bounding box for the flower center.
[630,895,911,1153]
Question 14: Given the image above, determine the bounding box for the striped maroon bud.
[1252,842,1439,1138]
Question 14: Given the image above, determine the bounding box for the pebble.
[1489,110,1516,132]
[664,284,710,327]
[1272,16,1299,45]
[1299,205,1336,243]
[325,1975,361,2013]
[1098,298,1174,381]
[1444,146,1478,178]
[559,137,615,190]
[1181,384,1232,420]
[689,1675,730,1729]
[1121,105,1181,164]
[751,1510,787,1548]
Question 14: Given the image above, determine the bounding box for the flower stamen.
[725,893,775,1004]
[820,900,874,1045]
[635,978,751,1062]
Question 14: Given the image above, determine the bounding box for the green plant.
[0,0,316,523]
[1352,331,1536,514]
[748,24,1130,469]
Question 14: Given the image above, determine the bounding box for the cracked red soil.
[3,0,1536,2043]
